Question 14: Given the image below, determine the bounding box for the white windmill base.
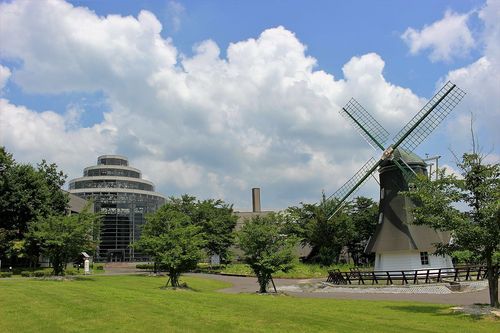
[374,250,453,272]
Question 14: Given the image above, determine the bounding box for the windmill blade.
[340,98,390,151]
[327,157,382,219]
[393,81,466,152]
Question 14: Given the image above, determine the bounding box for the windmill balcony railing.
[326,265,496,285]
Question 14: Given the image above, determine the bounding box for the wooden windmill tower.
[328,81,466,271]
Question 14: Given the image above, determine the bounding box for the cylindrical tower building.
[69,155,166,261]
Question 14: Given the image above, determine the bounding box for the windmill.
[328,81,466,271]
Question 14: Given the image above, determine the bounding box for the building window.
[420,252,429,265]
[380,188,384,199]
[378,213,383,224]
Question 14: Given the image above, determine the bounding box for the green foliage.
[345,197,378,265]
[193,198,237,263]
[0,147,69,266]
[285,193,354,266]
[403,152,499,307]
[0,272,12,278]
[32,270,52,278]
[20,271,32,277]
[238,213,297,293]
[160,195,237,263]
[134,201,206,287]
[28,206,101,276]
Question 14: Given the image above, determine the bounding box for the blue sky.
[0,0,498,210]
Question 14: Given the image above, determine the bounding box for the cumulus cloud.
[440,0,500,150]
[0,98,117,177]
[0,64,11,92]
[401,10,475,62]
[0,0,459,209]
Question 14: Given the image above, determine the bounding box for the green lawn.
[0,275,497,333]
[198,262,354,278]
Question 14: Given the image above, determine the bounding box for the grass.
[0,275,497,333]
[211,262,353,278]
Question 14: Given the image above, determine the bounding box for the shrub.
[20,271,33,277]
[94,264,104,270]
[33,270,52,277]
[136,264,153,270]
[0,272,13,278]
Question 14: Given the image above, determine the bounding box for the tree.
[285,193,353,266]
[0,147,69,266]
[346,197,378,266]
[194,199,237,264]
[161,195,237,264]
[135,202,206,288]
[238,213,297,293]
[28,206,101,276]
[404,152,499,307]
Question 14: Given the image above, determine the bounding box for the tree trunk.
[168,270,180,288]
[486,256,499,308]
[257,272,269,293]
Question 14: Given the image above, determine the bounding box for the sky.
[0,0,499,211]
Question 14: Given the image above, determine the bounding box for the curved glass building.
[69,155,166,261]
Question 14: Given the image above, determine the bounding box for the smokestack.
[252,188,261,212]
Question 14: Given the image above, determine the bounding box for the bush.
[33,270,52,277]
[21,271,33,277]
[0,272,13,278]
[94,264,104,271]
[136,264,153,270]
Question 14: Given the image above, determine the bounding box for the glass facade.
[69,155,166,261]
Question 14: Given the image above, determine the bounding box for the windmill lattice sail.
[326,81,466,220]
[327,157,379,217]
[393,81,466,152]
[341,98,389,151]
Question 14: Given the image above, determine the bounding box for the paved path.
[104,264,495,305]
[186,273,494,305]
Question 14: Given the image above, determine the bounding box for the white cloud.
[440,0,500,152]
[0,0,454,209]
[401,10,475,62]
[0,64,11,92]
[167,1,185,32]
[0,98,117,178]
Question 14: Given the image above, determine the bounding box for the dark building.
[365,148,452,271]
[69,155,165,262]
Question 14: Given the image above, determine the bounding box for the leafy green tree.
[159,194,237,264]
[238,213,297,293]
[135,202,206,287]
[404,152,499,307]
[28,206,101,276]
[0,147,68,266]
[194,199,237,263]
[286,193,353,265]
[346,197,378,266]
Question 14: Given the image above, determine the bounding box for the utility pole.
[423,155,441,181]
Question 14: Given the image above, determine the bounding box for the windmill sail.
[327,157,380,218]
[326,81,465,220]
[393,81,466,152]
[340,98,389,151]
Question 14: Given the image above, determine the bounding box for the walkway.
[188,273,494,305]
[103,264,494,305]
